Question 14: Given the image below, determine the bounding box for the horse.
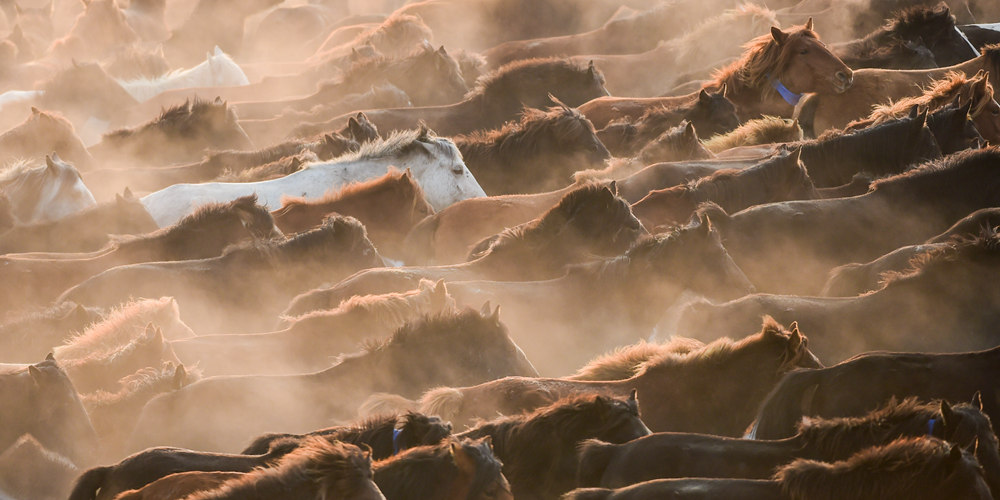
[831,4,979,69]
[456,393,651,500]
[823,207,1000,296]
[0,301,102,364]
[0,154,95,225]
[0,196,280,310]
[103,46,170,80]
[631,147,816,230]
[161,0,282,66]
[751,348,1000,442]
[564,437,992,500]
[34,61,140,140]
[66,441,298,500]
[57,215,382,334]
[163,439,382,500]
[273,168,433,258]
[577,19,853,125]
[283,183,645,311]
[46,0,138,63]
[569,5,781,97]
[567,338,707,381]
[0,107,93,170]
[139,128,485,228]
[453,101,610,195]
[241,411,453,459]
[88,98,254,167]
[0,355,99,468]
[306,58,611,137]
[373,437,510,500]
[843,70,1000,144]
[126,306,537,452]
[0,189,156,254]
[117,47,249,103]
[796,43,1000,135]
[578,398,1000,496]
[678,224,1000,362]
[0,434,79,500]
[169,279,454,376]
[705,116,803,153]
[53,323,180,394]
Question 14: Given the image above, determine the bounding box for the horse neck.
[711,75,793,121]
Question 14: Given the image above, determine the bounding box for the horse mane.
[351,13,432,53]
[878,224,1000,288]
[331,128,436,162]
[704,116,802,152]
[53,297,177,359]
[681,148,809,210]
[112,195,271,245]
[796,397,942,457]
[357,307,502,357]
[374,437,498,499]
[776,437,974,500]
[856,72,994,128]
[469,57,600,101]
[846,3,955,59]
[187,438,372,500]
[285,279,454,333]
[569,337,707,381]
[636,316,794,375]
[0,159,45,185]
[1,108,77,143]
[219,214,369,267]
[81,361,197,407]
[102,98,233,140]
[870,145,1000,194]
[709,25,820,98]
[456,103,596,158]
[279,167,424,208]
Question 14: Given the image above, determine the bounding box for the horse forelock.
[711,27,819,96]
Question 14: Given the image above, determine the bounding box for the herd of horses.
[1,0,1000,498]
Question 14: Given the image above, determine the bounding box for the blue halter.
[392,428,403,455]
[770,76,803,106]
[928,418,938,436]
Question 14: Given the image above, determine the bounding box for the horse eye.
[799,49,808,55]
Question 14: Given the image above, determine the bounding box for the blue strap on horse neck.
[392,428,403,455]
[928,418,938,436]
[769,75,802,106]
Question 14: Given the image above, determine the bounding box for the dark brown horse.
[57,215,381,333]
[241,412,453,460]
[306,58,610,137]
[67,440,297,500]
[272,168,433,258]
[374,437,511,500]
[579,398,1000,496]
[126,307,537,452]
[677,227,1000,362]
[411,318,817,435]
[564,437,992,500]
[89,98,254,166]
[284,183,645,313]
[0,189,156,254]
[454,101,610,195]
[751,347,1000,441]
[631,147,816,230]
[457,393,651,500]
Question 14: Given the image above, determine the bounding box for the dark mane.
[219,214,369,267]
[374,437,501,499]
[879,225,1000,288]
[776,437,982,500]
[470,57,603,101]
[458,103,596,155]
[358,307,502,356]
[102,98,234,141]
[113,195,274,245]
[847,4,956,59]
[796,398,945,457]
[679,148,811,212]
[870,145,1000,195]
[710,26,820,99]
[279,168,425,208]
[187,438,372,500]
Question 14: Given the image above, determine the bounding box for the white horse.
[140,128,486,227]
[116,46,250,103]
[0,153,96,224]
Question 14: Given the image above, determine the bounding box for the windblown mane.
[350,14,433,55]
[374,437,501,499]
[330,128,435,162]
[81,362,197,408]
[776,437,980,500]
[111,195,274,245]
[458,103,596,153]
[676,148,811,212]
[102,98,233,140]
[0,159,46,186]
[664,4,778,65]
[878,224,1000,288]
[186,438,372,500]
[285,279,454,332]
[356,307,502,357]
[710,26,820,98]
[704,116,803,152]
[844,4,957,60]
[219,214,370,267]
[279,167,425,208]
[854,71,995,128]
[869,145,1000,195]
[53,297,178,359]
[469,57,602,101]
[569,337,706,381]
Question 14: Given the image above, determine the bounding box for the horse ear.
[214,46,222,56]
[947,444,963,470]
[491,304,501,324]
[770,26,788,45]
[940,400,958,435]
[122,187,134,200]
[699,88,710,103]
[30,106,39,116]
[46,352,55,361]
[173,364,187,389]
[45,154,57,171]
[479,301,491,317]
[701,215,714,234]
[608,180,618,196]
[908,104,920,119]
[437,45,447,56]
[28,364,43,386]
[971,391,984,410]
[628,389,637,402]
[959,94,974,117]
[718,83,728,97]
[804,17,814,32]
[449,440,460,458]
[683,121,697,139]
[588,60,596,75]
[432,278,447,299]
